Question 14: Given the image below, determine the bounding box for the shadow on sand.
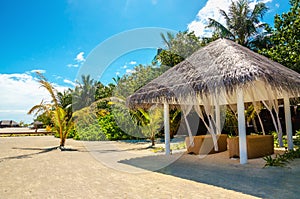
[119,152,300,198]
[0,147,79,161]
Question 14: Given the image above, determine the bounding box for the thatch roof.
[127,39,300,108]
[0,120,19,127]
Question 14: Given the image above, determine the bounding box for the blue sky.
[0,0,291,123]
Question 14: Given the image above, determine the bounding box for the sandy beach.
[0,136,299,198]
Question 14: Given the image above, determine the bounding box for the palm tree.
[28,73,73,148]
[72,75,96,111]
[207,0,268,47]
[138,107,163,146]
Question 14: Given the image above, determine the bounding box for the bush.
[98,113,133,140]
[263,148,300,167]
[73,122,106,141]
[293,130,300,147]
[272,131,287,148]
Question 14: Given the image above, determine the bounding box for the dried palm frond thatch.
[127,39,300,108]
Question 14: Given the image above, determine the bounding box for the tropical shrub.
[263,148,300,167]
[293,130,300,147]
[98,113,133,141]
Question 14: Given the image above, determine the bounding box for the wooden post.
[284,95,293,150]
[215,103,221,135]
[164,103,171,155]
[237,88,247,164]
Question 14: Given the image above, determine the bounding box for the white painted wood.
[284,96,293,150]
[215,103,221,135]
[237,88,248,164]
[164,103,171,155]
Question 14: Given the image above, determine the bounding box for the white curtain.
[181,104,194,147]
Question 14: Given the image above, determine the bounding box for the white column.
[215,103,221,135]
[284,95,293,150]
[164,103,171,155]
[237,88,248,164]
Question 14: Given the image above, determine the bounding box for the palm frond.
[207,18,234,39]
[36,72,59,107]
[251,3,268,22]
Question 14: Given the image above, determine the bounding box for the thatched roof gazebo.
[126,38,300,164]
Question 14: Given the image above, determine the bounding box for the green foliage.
[98,113,132,141]
[155,31,202,67]
[155,50,184,67]
[152,142,186,153]
[207,0,269,48]
[294,130,300,146]
[114,64,168,98]
[263,155,288,167]
[74,121,106,141]
[139,106,163,146]
[260,0,300,72]
[272,131,287,148]
[72,75,97,111]
[263,148,300,167]
[28,72,73,147]
[223,109,238,136]
[36,112,52,127]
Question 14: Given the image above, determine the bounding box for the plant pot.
[227,135,274,159]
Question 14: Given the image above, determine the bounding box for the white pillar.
[213,96,221,134]
[237,88,248,164]
[284,95,293,150]
[215,104,221,135]
[164,103,171,155]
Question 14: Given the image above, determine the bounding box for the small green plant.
[171,142,186,150]
[263,148,300,168]
[272,131,287,148]
[152,146,165,153]
[263,155,287,167]
[293,130,300,147]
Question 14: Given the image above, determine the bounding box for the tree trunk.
[252,118,258,133]
[60,136,66,149]
[151,136,155,146]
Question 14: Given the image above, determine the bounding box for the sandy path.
[0,136,298,198]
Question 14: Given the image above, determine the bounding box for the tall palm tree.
[72,75,96,111]
[28,73,73,148]
[207,0,268,47]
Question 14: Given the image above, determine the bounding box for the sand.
[0,136,299,198]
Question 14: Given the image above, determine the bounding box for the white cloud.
[123,65,128,69]
[188,0,273,37]
[275,3,279,8]
[67,64,79,68]
[53,75,63,80]
[129,61,137,65]
[116,72,120,76]
[0,73,67,123]
[126,69,134,74]
[63,79,76,87]
[30,69,46,74]
[75,52,86,62]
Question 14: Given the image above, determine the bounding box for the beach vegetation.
[260,0,300,73]
[207,0,269,50]
[28,73,73,148]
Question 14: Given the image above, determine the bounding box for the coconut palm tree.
[72,75,96,111]
[28,73,73,148]
[207,0,268,47]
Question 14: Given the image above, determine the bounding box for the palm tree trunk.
[60,137,66,148]
[151,136,155,146]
